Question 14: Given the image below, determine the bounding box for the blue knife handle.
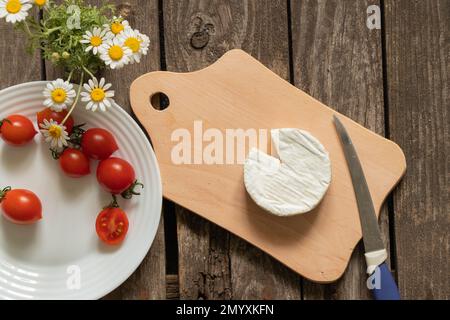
[370,262,401,300]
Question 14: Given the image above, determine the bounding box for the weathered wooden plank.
[384,0,449,300]
[164,0,301,299]
[44,0,166,299]
[291,0,388,299]
[0,15,41,89]
[166,274,180,299]
[176,207,232,299]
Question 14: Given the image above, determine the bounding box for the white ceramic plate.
[0,82,162,300]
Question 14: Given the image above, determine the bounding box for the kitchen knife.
[333,115,400,300]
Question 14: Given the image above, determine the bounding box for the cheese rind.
[244,128,331,216]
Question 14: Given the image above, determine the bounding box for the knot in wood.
[117,3,132,19]
[190,31,210,50]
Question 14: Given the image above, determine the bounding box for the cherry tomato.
[37,108,74,134]
[0,115,37,146]
[97,157,135,194]
[81,128,118,160]
[0,187,42,225]
[59,148,91,178]
[96,207,129,245]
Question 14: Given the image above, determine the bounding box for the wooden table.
[0,0,448,300]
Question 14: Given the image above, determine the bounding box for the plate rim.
[0,81,163,300]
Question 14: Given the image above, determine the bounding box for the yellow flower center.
[108,45,124,61]
[91,88,106,102]
[125,37,141,53]
[48,125,62,139]
[34,0,46,7]
[110,22,124,35]
[90,36,102,47]
[51,88,67,104]
[6,0,22,14]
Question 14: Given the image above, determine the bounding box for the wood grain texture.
[163,0,302,299]
[177,206,232,299]
[0,15,41,89]
[43,0,165,299]
[290,0,389,299]
[166,274,180,299]
[0,0,445,300]
[130,50,406,285]
[384,0,449,299]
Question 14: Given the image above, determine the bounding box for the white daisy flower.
[104,16,130,37]
[33,0,47,8]
[43,79,76,112]
[80,27,110,55]
[81,77,117,112]
[118,29,150,64]
[39,119,69,149]
[99,37,132,70]
[0,0,32,24]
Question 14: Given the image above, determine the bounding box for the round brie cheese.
[244,128,331,216]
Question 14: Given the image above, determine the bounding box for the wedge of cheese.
[244,128,331,216]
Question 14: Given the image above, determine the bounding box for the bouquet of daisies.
[0,0,149,150]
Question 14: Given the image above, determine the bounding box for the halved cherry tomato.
[97,157,135,194]
[59,148,90,178]
[0,115,37,146]
[0,187,42,224]
[37,108,74,134]
[95,207,129,245]
[81,128,118,160]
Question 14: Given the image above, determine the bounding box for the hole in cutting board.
[150,92,170,111]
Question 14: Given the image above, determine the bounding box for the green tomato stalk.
[0,187,12,202]
[121,180,144,200]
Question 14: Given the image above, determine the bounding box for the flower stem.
[61,72,84,126]
[67,69,74,83]
[44,26,62,35]
[82,66,96,80]
[24,21,33,38]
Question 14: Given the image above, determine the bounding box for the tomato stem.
[0,186,12,202]
[121,180,144,199]
[0,118,11,128]
[48,124,86,160]
[50,148,62,160]
[105,194,120,209]
[68,123,86,147]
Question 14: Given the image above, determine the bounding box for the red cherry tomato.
[59,148,91,178]
[81,128,119,160]
[96,207,129,245]
[97,157,135,194]
[37,108,74,134]
[0,115,37,146]
[0,187,42,225]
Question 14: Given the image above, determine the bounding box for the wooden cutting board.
[130,49,406,283]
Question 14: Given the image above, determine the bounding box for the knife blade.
[333,115,400,300]
[333,115,385,253]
